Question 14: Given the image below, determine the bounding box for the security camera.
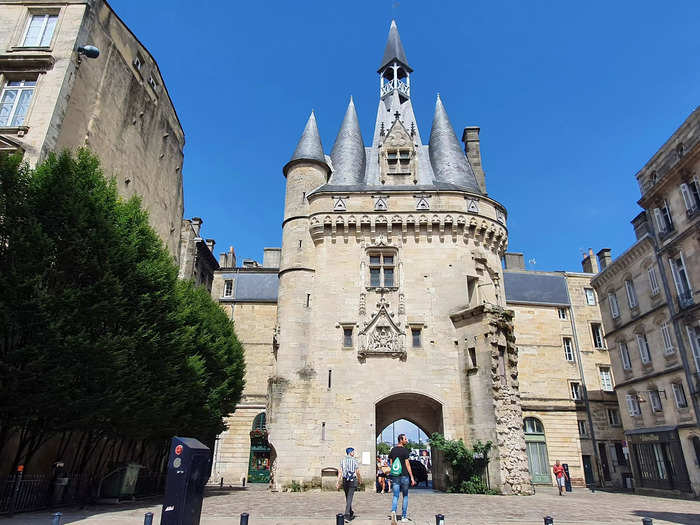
[77,45,100,59]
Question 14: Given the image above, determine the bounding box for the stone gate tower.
[269,21,532,494]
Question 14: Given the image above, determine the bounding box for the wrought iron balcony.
[678,290,694,309]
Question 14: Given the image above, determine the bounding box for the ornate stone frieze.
[358,297,406,361]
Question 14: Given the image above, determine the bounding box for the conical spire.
[289,111,325,164]
[329,97,366,185]
[378,20,412,73]
[429,95,482,193]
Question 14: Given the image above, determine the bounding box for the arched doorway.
[523,417,551,484]
[248,412,271,483]
[375,393,444,489]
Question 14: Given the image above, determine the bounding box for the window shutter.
[661,323,674,354]
[654,208,666,233]
[686,326,700,372]
[669,258,683,296]
[626,394,636,416]
[648,267,660,295]
[680,183,694,211]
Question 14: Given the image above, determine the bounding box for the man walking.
[552,460,569,496]
[337,447,361,522]
[388,434,415,524]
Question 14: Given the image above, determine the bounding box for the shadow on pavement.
[633,510,700,525]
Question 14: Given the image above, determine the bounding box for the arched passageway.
[375,392,444,440]
[375,393,444,490]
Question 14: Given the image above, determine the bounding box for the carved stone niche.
[358,297,406,362]
[380,119,416,184]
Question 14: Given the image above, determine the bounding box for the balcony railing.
[678,290,694,309]
[380,79,410,98]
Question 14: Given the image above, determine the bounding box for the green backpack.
[390,456,403,476]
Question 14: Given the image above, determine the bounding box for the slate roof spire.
[284,111,329,176]
[429,95,482,193]
[378,20,412,73]
[329,97,366,185]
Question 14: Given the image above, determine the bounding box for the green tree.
[0,150,245,474]
[376,442,391,455]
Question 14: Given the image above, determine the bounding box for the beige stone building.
[591,107,700,496]
[210,21,538,494]
[177,217,218,292]
[504,252,631,490]
[0,0,185,259]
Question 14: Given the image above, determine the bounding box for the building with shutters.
[0,0,185,260]
[591,107,700,496]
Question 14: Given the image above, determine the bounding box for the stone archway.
[375,392,444,439]
[375,392,444,489]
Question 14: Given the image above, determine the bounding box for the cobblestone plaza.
[7,489,700,524]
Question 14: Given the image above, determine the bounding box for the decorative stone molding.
[358,297,406,361]
[309,211,508,255]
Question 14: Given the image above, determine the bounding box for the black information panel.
[160,437,211,525]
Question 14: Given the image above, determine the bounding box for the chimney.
[504,252,525,270]
[582,248,599,274]
[218,245,236,268]
[597,248,612,271]
[205,238,215,253]
[191,217,203,236]
[263,247,281,268]
[462,126,486,194]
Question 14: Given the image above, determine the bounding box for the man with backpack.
[388,434,416,524]
[337,447,361,522]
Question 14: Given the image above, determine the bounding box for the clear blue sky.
[110,0,699,272]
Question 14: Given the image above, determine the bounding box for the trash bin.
[98,463,143,501]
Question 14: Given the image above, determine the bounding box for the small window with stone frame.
[563,337,574,362]
[343,327,353,348]
[0,78,37,127]
[411,327,422,348]
[223,279,233,297]
[570,381,582,401]
[21,12,58,47]
[368,252,396,288]
[607,408,621,427]
[591,323,605,349]
[557,308,567,320]
[577,420,587,437]
[649,389,663,412]
[584,288,596,305]
[672,382,688,408]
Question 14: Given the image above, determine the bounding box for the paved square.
[6,488,700,524]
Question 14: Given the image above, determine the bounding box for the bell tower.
[378,20,412,102]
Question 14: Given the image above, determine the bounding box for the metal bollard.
[242,477,246,488]
[51,513,63,525]
[544,517,554,525]
[240,512,249,525]
[220,477,224,488]
[336,513,345,525]
[642,519,652,525]
[436,514,445,525]
[144,512,153,525]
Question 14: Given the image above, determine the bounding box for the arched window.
[252,412,266,430]
[523,417,551,484]
[524,417,544,434]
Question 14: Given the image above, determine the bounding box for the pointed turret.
[378,20,412,73]
[284,111,328,176]
[329,97,366,185]
[429,95,482,193]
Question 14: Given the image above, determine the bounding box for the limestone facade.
[591,107,700,496]
[0,0,185,259]
[178,217,219,292]
[505,256,630,489]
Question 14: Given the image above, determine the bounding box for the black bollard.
[144,512,153,525]
[336,513,345,525]
[242,477,246,488]
[436,514,445,525]
[51,513,63,525]
[544,517,554,525]
[220,477,224,488]
[240,512,249,525]
[642,519,652,525]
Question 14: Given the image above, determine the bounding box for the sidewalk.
[3,488,698,524]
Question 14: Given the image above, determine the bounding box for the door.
[582,455,594,486]
[526,442,551,484]
[598,443,611,482]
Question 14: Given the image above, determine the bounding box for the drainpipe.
[563,274,603,487]
[651,236,700,423]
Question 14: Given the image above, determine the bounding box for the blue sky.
[110,0,699,272]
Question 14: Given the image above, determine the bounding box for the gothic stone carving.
[358,297,406,361]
